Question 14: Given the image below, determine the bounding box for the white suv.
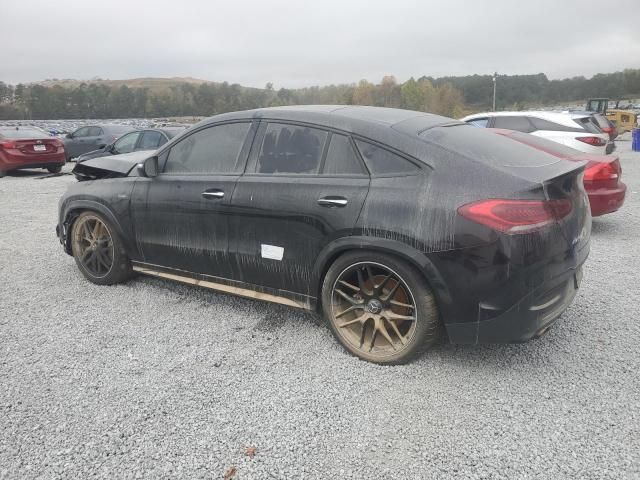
[460,111,614,155]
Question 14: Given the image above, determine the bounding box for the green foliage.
[1,69,639,120]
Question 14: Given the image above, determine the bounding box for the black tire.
[47,165,62,174]
[322,250,441,365]
[70,211,133,285]
[0,170,6,178]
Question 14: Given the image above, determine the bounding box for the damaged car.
[57,106,591,364]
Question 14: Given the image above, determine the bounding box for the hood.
[73,150,154,181]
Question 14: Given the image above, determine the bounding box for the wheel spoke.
[96,250,110,271]
[356,269,367,292]
[335,305,361,318]
[386,318,407,346]
[338,279,359,292]
[339,313,368,328]
[334,288,360,306]
[368,328,378,352]
[382,281,402,302]
[375,274,393,294]
[82,222,93,241]
[377,323,396,351]
[81,249,93,263]
[92,220,101,240]
[385,312,416,322]
[389,299,415,310]
[366,266,375,285]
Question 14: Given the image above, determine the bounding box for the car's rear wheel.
[47,165,62,173]
[322,251,441,364]
[70,211,132,285]
[0,170,6,178]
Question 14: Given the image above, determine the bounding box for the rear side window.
[492,116,535,133]
[256,123,327,174]
[322,134,366,175]
[467,118,489,128]
[529,117,575,132]
[139,131,163,149]
[88,127,103,136]
[113,131,141,154]
[165,122,250,174]
[573,117,601,134]
[354,140,419,176]
[73,127,90,138]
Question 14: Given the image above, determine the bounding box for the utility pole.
[492,72,497,112]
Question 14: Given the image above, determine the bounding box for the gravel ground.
[1,137,639,479]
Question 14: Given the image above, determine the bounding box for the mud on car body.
[57,106,591,364]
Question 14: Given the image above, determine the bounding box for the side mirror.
[97,143,106,150]
[66,133,73,139]
[137,156,158,178]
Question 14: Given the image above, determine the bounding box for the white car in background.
[460,111,614,155]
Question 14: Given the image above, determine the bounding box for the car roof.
[462,111,590,120]
[199,105,460,138]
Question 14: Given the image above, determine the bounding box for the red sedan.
[0,126,66,178]
[492,129,626,217]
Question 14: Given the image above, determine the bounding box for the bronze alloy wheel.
[71,214,115,279]
[329,261,418,360]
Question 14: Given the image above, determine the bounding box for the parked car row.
[58,105,599,364]
[460,111,615,154]
[76,127,185,162]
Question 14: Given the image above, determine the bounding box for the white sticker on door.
[261,244,284,261]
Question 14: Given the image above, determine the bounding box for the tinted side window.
[164,123,250,174]
[354,140,419,176]
[256,123,327,174]
[322,134,366,175]
[88,127,103,136]
[467,118,489,128]
[492,116,535,133]
[114,132,141,154]
[528,117,584,133]
[139,131,163,150]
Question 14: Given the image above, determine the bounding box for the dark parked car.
[76,128,186,163]
[0,126,65,177]
[57,106,591,364]
[63,124,135,161]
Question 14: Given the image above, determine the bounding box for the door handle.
[318,197,348,208]
[202,190,224,199]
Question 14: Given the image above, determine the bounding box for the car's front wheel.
[70,211,133,285]
[322,251,441,365]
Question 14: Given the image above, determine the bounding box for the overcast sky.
[2,0,639,87]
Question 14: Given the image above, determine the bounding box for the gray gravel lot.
[1,138,639,479]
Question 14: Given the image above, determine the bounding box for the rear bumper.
[0,157,66,171]
[445,264,584,344]
[587,182,626,216]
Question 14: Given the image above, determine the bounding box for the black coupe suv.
[57,106,590,364]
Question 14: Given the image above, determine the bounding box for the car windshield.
[0,127,51,139]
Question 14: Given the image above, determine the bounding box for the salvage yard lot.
[1,140,639,479]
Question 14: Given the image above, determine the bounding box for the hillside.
[33,76,213,92]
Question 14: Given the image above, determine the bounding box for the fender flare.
[60,199,137,257]
[312,236,453,313]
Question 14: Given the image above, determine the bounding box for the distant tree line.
[429,68,640,109]
[1,69,639,120]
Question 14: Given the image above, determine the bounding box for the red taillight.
[0,140,16,149]
[51,139,63,148]
[584,159,620,189]
[458,199,572,234]
[576,136,606,147]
